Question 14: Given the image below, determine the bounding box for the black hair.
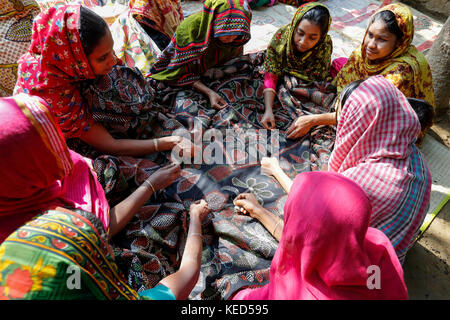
[371,10,403,40]
[300,5,331,39]
[79,6,109,57]
[407,97,435,131]
[138,18,170,51]
[340,79,365,107]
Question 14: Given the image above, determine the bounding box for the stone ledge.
[401,0,449,23]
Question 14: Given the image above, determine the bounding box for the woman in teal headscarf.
[149,0,252,110]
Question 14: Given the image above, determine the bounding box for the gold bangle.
[142,179,156,193]
[272,219,282,236]
[154,139,159,152]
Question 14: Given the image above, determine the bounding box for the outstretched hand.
[208,91,229,110]
[189,199,210,222]
[286,114,316,139]
[145,162,181,191]
[172,136,199,159]
[261,156,281,177]
[261,109,276,130]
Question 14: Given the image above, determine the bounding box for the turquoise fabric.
[139,284,176,300]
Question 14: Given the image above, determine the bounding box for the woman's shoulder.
[269,25,289,43]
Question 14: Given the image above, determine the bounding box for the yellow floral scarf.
[265,2,332,82]
[332,3,435,107]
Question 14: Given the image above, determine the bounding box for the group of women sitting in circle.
[0,0,435,300]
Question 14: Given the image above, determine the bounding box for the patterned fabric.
[332,3,435,107]
[264,2,332,82]
[109,0,183,75]
[110,8,160,75]
[0,93,110,244]
[149,0,252,85]
[87,52,336,299]
[248,0,276,9]
[328,75,432,263]
[35,0,68,11]
[82,65,164,140]
[0,93,72,242]
[233,172,408,300]
[129,0,183,40]
[14,5,97,139]
[277,0,315,7]
[0,0,40,97]
[0,208,139,300]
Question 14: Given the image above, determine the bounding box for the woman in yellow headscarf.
[333,3,435,107]
[292,3,435,140]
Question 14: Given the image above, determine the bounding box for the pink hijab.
[0,94,110,243]
[232,171,408,300]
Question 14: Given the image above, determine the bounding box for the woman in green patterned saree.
[0,203,209,300]
[149,0,252,110]
[260,2,333,136]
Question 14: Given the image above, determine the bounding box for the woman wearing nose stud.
[260,2,333,136]
[301,3,435,142]
[333,3,435,110]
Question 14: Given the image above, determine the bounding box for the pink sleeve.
[264,71,278,91]
[330,57,348,79]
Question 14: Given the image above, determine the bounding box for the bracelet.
[189,232,203,239]
[154,139,159,152]
[272,219,282,236]
[142,179,156,193]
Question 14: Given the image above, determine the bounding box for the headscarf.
[0,208,138,300]
[129,0,183,41]
[233,171,408,300]
[149,0,252,85]
[0,94,109,243]
[328,75,431,263]
[332,3,435,107]
[264,2,332,82]
[0,0,40,96]
[14,5,97,139]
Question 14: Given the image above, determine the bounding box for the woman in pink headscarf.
[0,95,209,301]
[232,171,408,300]
[0,94,180,243]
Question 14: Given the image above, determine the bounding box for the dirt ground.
[429,112,450,149]
[402,111,450,300]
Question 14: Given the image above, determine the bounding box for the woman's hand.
[261,156,281,178]
[261,109,276,130]
[208,91,228,110]
[171,135,197,159]
[145,162,181,191]
[233,193,263,218]
[189,199,210,223]
[286,114,317,139]
[193,80,229,110]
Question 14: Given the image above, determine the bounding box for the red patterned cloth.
[129,0,183,40]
